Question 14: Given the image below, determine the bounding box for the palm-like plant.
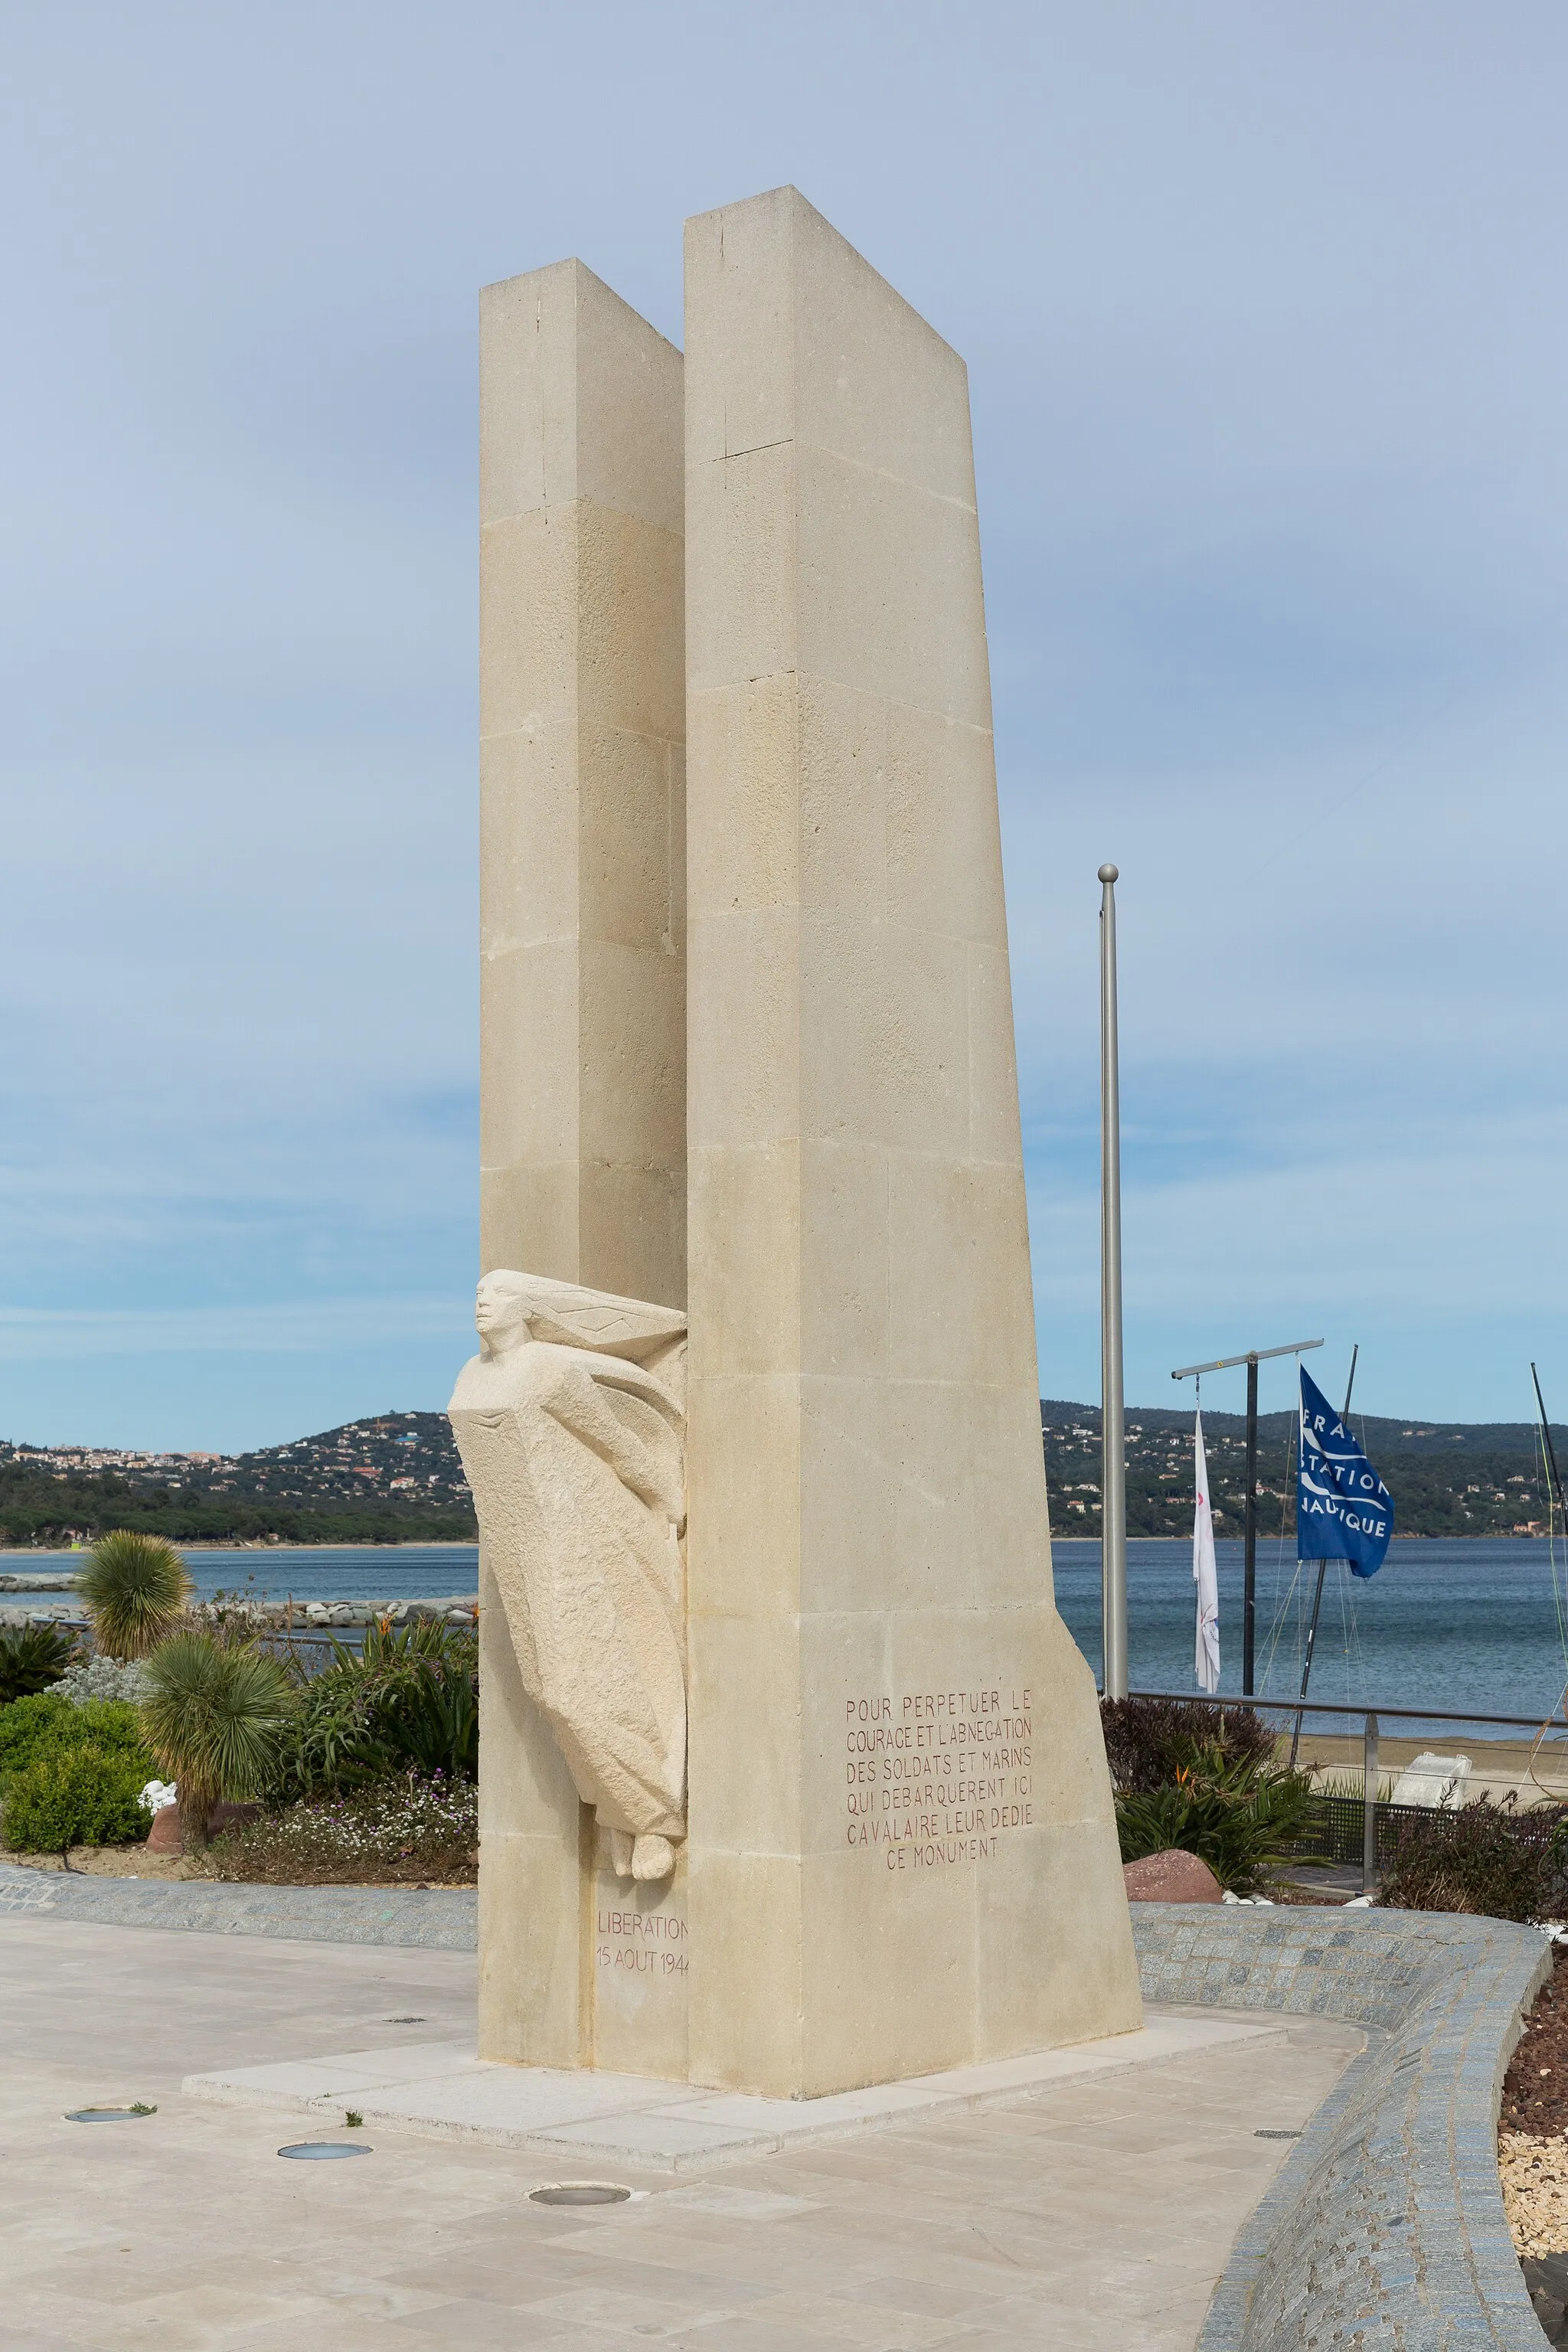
[0,1622,79,1703]
[79,1532,190,1659]
[284,1618,479,1798]
[140,1632,294,1844]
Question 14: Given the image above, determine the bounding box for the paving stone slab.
[181,2010,1285,2170]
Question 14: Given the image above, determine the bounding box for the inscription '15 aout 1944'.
[844,1688,1033,1871]
[595,1908,689,1977]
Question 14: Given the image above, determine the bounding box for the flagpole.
[1243,1354,1259,1692]
[1099,863,1128,1702]
[1289,1345,1358,1766]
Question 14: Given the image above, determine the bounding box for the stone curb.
[0,1862,476,1949]
[1132,1906,1553,2352]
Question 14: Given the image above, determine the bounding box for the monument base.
[183,2009,1276,2173]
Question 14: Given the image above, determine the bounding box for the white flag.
[1194,1409,1220,1693]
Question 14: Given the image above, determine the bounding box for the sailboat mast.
[1532,1363,1565,1519]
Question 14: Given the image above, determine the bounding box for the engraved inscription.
[844,1687,1034,1870]
[596,1906,690,1978]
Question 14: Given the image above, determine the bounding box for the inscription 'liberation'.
[595,1906,689,1978]
[844,1689,1034,1870]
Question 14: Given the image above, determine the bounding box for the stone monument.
[461,189,1141,2101]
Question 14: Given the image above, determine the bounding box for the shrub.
[2,1746,151,1854]
[200,1771,478,1886]
[0,1691,70,1780]
[281,1619,479,1798]
[55,1654,151,1708]
[1379,1795,1568,1922]
[1114,1742,1315,1895]
[0,1692,153,1786]
[1100,1695,1278,1793]
[140,1632,294,1842]
[0,1622,78,1703]
[78,1532,190,1658]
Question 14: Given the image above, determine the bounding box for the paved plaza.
[0,1913,1359,2351]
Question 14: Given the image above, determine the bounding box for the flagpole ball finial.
[1098,863,1119,884]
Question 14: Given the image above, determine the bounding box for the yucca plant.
[140,1631,294,1844]
[79,1532,190,1659]
[0,1622,79,1704]
[283,1618,479,1798]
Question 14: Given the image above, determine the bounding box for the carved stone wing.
[502,1272,686,1361]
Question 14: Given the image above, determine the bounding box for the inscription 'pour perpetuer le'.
[844,1687,1034,1870]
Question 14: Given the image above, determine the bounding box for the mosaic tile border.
[1133,1906,1554,2352]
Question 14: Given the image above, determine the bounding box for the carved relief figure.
[448,1271,688,1883]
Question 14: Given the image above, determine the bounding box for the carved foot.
[631,1834,675,1882]
[607,1828,635,1878]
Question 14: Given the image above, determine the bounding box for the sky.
[2,3,1566,1450]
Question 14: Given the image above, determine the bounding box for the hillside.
[2,1399,1560,1547]
[1042,1400,1563,1540]
[0,1413,476,1547]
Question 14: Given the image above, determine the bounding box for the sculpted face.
[474,1274,533,1356]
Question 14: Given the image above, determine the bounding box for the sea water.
[1054,1537,1568,1736]
[9,1535,1568,1738]
[0,1545,479,1612]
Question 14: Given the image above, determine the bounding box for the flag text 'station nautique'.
[1192,1410,1220,1691]
[1297,1365,1394,1576]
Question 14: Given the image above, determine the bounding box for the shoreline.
[0,1539,479,1560]
[1050,1531,1546,1543]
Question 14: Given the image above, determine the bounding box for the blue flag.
[1297,1366,1394,1576]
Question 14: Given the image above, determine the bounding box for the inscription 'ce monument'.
[451,186,1141,2100]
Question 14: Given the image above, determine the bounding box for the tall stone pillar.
[683,188,1139,2098]
[478,260,684,2067]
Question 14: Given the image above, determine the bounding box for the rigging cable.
[1526,1378,1568,1801]
[1259,1412,1306,1691]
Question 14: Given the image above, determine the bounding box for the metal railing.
[1117,1686,1568,1896]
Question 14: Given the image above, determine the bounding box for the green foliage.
[1312,1770,1396,1805]
[1100,1696,1278,1793]
[0,1690,70,1779]
[1379,1795,1568,1922]
[0,1622,78,1703]
[140,1632,295,1840]
[1113,1742,1315,1895]
[2,1745,151,1853]
[0,1692,152,1786]
[78,1531,191,1659]
[280,1619,479,1798]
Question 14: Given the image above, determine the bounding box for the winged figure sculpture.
[448,1270,688,1882]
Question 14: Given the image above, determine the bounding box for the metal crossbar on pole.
[1171,1336,1322,1696]
[1171,1339,1323,1378]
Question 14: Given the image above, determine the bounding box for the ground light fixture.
[1254,2128,1302,2139]
[277,2141,373,2161]
[529,2183,632,2207]
[65,2105,158,2122]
